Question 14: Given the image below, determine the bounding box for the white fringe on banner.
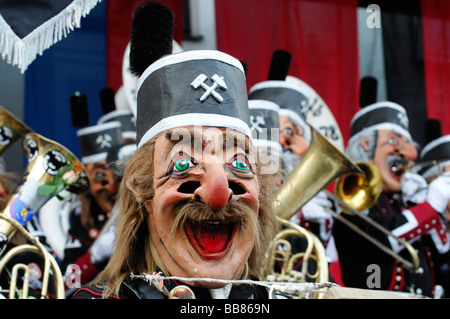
[0,0,102,73]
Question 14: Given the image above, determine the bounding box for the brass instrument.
[334,161,382,214]
[264,126,352,298]
[0,214,65,299]
[263,216,329,298]
[273,126,365,221]
[0,105,32,156]
[265,125,419,295]
[411,159,448,183]
[0,131,89,299]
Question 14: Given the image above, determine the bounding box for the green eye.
[235,159,248,170]
[388,138,398,145]
[284,128,293,135]
[94,171,106,180]
[229,155,251,172]
[174,158,190,171]
[168,153,195,176]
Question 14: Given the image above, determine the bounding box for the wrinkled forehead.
[154,126,254,158]
[378,128,411,141]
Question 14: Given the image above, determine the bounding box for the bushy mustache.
[170,199,259,237]
[281,147,302,174]
[95,188,117,204]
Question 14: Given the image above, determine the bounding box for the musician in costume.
[417,131,450,224]
[71,1,278,299]
[332,102,450,297]
[249,81,334,246]
[248,99,282,180]
[61,121,123,292]
[411,122,450,297]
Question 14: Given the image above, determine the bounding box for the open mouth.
[184,220,237,260]
[387,155,407,178]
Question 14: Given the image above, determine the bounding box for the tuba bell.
[0,132,89,299]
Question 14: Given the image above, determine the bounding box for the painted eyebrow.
[163,129,202,161]
[92,163,108,170]
[222,131,250,154]
[164,128,251,159]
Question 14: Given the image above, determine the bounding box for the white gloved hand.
[427,171,450,214]
[401,172,428,206]
[300,191,333,222]
[90,225,115,264]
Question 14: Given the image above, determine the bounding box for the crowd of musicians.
[0,1,449,300]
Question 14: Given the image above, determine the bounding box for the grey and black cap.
[248,99,281,155]
[349,101,412,146]
[98,109,137,141]
[76,121,123,164]
[136,50,251,149]
[248,80,309,131]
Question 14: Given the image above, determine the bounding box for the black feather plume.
[359,76,378,108]
[99,87,116,114]
[129,1,174,77]
[424,119,441,144]
[70,92,89,127]
[268,50,292,81]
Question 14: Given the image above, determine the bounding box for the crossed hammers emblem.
[191,73,228,103]
[250,115,265,133]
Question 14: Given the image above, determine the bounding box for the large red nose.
[195,165,232,211]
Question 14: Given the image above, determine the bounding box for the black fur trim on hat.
[267,50,292,80]
[359,76,378,108]
[129,1,174,77]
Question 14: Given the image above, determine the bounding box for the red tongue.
[190,222,231,252]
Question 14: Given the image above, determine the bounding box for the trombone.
[273,125,420,273]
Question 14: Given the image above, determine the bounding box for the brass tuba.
[0,132,89,299]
